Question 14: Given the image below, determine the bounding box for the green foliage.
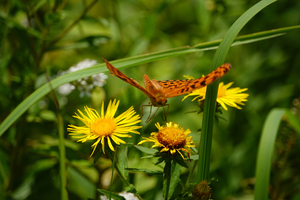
[1,0,300,200]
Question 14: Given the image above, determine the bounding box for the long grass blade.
[198,0,277,182]
[254,108,285,200]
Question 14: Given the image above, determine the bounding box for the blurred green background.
[1,0,300,199]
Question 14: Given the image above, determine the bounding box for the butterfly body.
[143,74,168,106]
[103,58,231,107]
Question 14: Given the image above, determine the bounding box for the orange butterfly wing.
[103,58,231,106]
[103,58,158,104]
[153,63,232,98]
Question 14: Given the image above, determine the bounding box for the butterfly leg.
[161,104,170,122]
[145,107,160,123]
[141,104,155,123]
[141,104,151,120]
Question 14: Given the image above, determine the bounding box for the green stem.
[44,58,68,199]
[108,149,143,200]
[58,115,68,200]
[163,160,172,200]
[109,150,117,200]
[183,160,197,193]
[165,173,171,200]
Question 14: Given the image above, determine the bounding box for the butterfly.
[103,58,231,121]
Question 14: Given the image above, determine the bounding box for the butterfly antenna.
[145,107,160,123]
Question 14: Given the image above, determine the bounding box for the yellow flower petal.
[68,99,141,156]
[183,82,249,110]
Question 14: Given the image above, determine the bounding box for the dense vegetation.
[1,0,300,199]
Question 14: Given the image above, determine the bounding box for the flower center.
[157,127,186,149]
[91,118,116,136]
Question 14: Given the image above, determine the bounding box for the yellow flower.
[68,99,142,156]
[183,82,249,111]
[138,122,195,159]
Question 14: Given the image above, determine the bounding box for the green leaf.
[32,0,47,12]
[125,168,163,175]
[39,110,57,121]
[254,108,286,200]
[134,145,158,154]
[97,189,126,200]
[155,157,164,165]
[125,184,138,194]
[188,155,199,161]
[174,155,188,169]
[168,162,182,199]
[118,147,128,178]
[140,155,155,159]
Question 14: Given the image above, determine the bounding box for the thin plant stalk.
[165,174,171,200]
[163,160,172,200]
[58,115,68,200]
[44,62,68,200]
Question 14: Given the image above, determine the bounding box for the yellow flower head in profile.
[183,82,249,111]
[68,99,142,156]
[138,122,195,159]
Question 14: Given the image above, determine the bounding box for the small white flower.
[57,83,75,96]
[119,191,139,200]
[99,191,139,200]
[56,59,108,97]
[92,73,108,87]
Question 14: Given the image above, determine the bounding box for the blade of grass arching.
[193,24,300,49]
[2,25,300,136]
[198,0,277,182]
[254,108,285,200]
